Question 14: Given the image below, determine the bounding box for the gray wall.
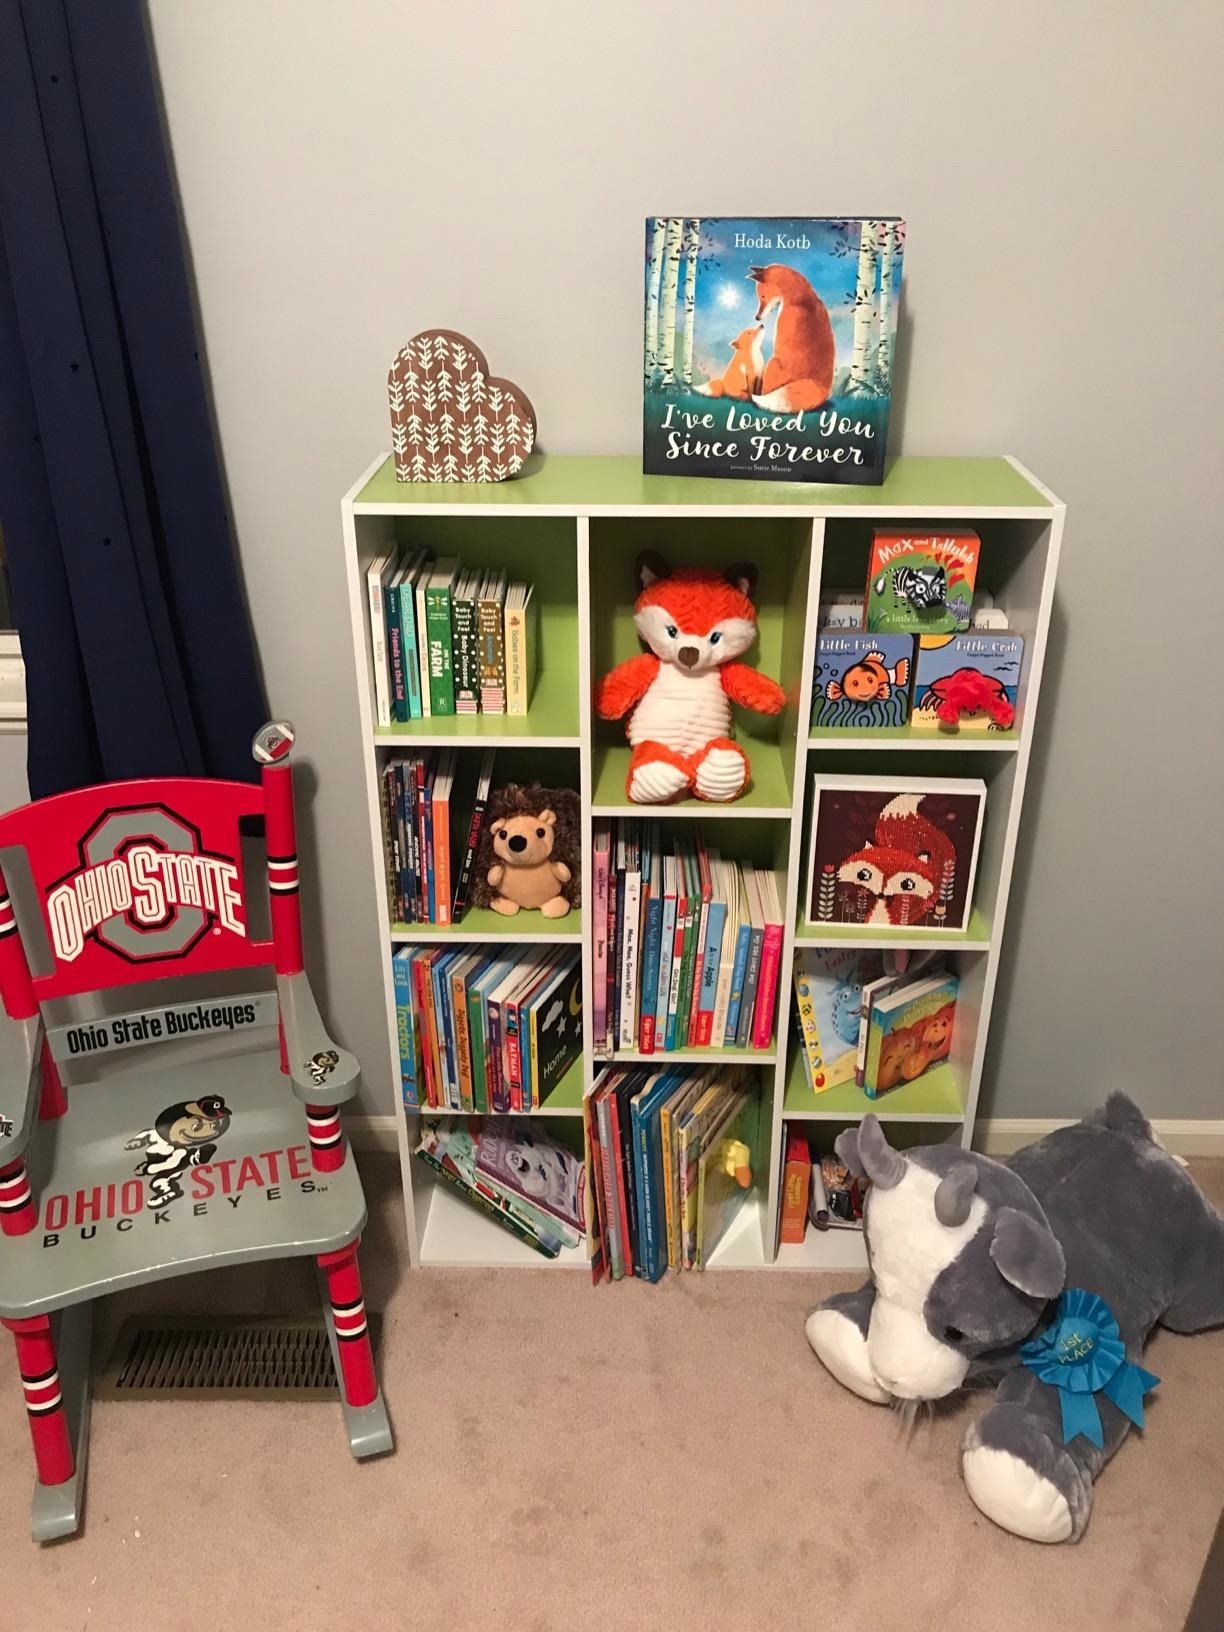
[147,0,1224,1122]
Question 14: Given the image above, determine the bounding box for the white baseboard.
[977,1118,1224,1159]
[349,1112,1224,1161]
[347,1114,401,1155]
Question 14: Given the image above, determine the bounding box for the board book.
[862,972,959,1098]
[911,632,1024,732]
[864,529,979,636]
[811,631,915,729]
[792,946,884,1092]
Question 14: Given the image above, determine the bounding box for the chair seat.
[0,1046,366,1319]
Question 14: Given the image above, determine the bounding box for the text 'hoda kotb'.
[642,217,905,486]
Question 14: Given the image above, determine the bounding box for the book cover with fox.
[643,217,905,486]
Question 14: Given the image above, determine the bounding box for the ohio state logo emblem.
[45,804,247,966]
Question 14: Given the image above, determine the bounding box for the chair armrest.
[0,1014,45,1164]
[276,973,361,1106]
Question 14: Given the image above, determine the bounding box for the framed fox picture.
[804,775,986,933]
[642,217,905,485]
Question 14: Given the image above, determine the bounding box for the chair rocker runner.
[0,721,391,1542]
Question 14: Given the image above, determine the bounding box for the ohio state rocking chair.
[0,722,391,1542]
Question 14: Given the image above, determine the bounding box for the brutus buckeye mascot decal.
[124,1096,232,1208]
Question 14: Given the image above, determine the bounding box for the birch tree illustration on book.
[643,218,905,485]
[389,329,536,484]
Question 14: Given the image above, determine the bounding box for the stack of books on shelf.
[395,944,582,1112]
[812,529,1024,736]
[592,820,783,1055]
[777,1132,867,1243]
[381,748,496,925]
[585,1064,757,1282]
[415,1117,585,1261]
[793,947,958,1099]
[367,545,538,721]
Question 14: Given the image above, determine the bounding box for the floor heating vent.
[96,1314,378,1401]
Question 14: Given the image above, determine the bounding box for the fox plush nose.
[678,646,700,668]
[508,834,528,853]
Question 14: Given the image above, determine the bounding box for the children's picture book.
[792,946,884,1091]
[642,217,905,486]
[415,1119,568,1258]
[911,633,1024,733]
[805,776,987,933]
[811,631,915,729]
[864,529,980,635]
[862,972,959,1098]
[475,1118,586,1232]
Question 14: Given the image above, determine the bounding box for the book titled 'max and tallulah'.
[643,217,905,485]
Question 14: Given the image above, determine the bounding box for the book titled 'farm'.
[642,217,905,486]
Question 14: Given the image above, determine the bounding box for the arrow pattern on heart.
[388,330,535,484]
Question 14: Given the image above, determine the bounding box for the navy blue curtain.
[0,0,266,798]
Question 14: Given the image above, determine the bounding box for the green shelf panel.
[794,906,991,947]
[538,1059,584,1113]
[356,454,1052,513]
[784,1052,964,1120]
[391,906,584,940]
[592,743,792,814]
[808,726,1018,749]
[376,668,579,741]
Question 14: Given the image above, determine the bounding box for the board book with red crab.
[864,529,980,635]
[911,633,1025,732]
[862,972,959,1099]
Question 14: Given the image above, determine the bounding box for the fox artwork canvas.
[642,217,905,485]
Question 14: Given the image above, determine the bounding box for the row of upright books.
[414,1117,586,1260]
[380,748,495,925]
[367,545,537,722]
[793,947,959,1099]
[585,1065,757,1281]
[395,944,582,1112]
[592,820,784,1056]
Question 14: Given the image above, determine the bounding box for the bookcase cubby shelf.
[343,454,1064,1274]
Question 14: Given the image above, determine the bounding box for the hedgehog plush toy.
[595,552,786,804]
[806,1096,1224,1543]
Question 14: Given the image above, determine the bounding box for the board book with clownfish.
[811,631,915,729]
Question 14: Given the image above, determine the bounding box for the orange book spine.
[780,1132,811,1245]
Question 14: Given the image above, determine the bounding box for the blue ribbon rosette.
[1019,1288,1159,1451]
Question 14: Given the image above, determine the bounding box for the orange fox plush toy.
[595,553,786,804]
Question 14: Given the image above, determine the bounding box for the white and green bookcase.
[341,455,1064,1273]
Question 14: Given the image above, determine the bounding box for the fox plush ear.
[637,550,670,592]
[725,562,757,600]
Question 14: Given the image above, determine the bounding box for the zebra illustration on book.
[124,1096,231,1209]
[876,563,946,612]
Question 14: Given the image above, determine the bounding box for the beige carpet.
[1,1155,1220,1632]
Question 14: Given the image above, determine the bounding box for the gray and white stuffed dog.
[806,1093,1224,1543]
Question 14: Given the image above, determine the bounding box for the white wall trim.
[347,1113,402,1155]
[976,1118,1224,1159]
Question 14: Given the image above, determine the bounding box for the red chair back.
[0,767,302,1018]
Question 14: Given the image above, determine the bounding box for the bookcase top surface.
[352,454,1056,516]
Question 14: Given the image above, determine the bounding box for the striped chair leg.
[0,1158,36,1235]
[318,1244,377,1408]
[305,1103,345,1173]
[3,1316,74,1486]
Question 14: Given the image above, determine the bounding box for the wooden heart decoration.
[388,329,536,483]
